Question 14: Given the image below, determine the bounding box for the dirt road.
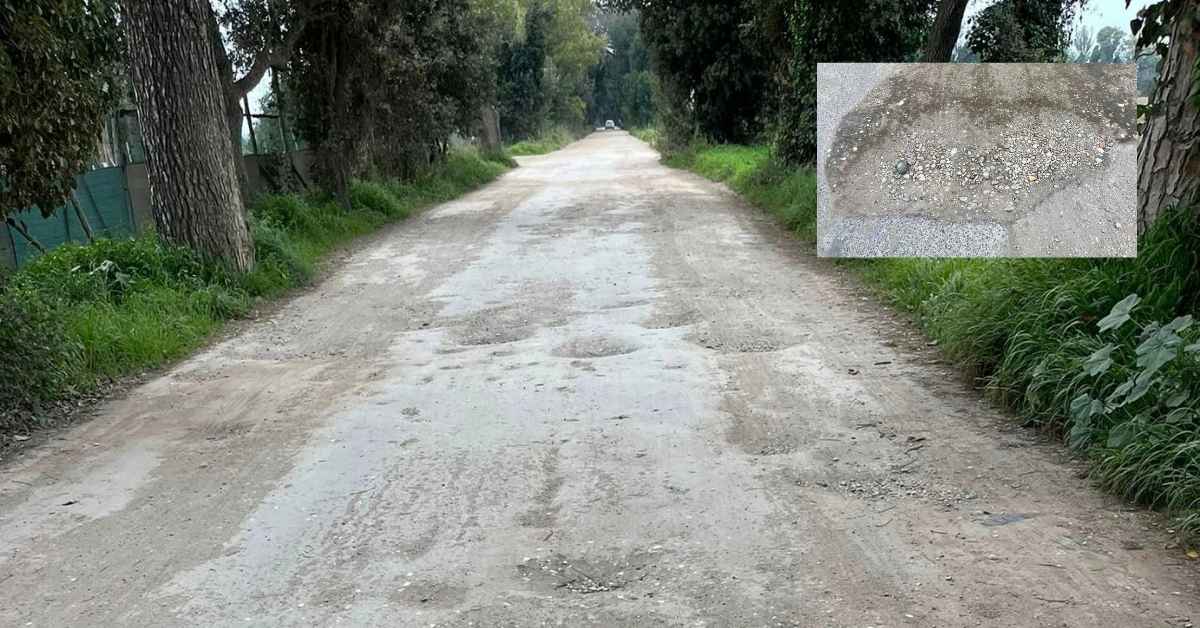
[1,132,1196,626]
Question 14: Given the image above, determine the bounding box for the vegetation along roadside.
[0,150,512,439]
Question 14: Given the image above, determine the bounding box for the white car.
[605,120,616,130]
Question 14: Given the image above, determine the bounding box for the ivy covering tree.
[498,3,552,140]
[966,0,1086,62]
[0,0,123,217]
[638,0,773,148]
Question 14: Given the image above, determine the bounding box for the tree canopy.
[0,0,124,217]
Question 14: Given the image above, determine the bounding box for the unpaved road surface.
[1,133,1196,626]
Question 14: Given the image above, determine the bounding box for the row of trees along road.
[2,0,605,272]
[600,0,799,161]
[796,0,1200,234]
[6,1,1198,268]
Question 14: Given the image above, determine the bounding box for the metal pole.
[244,93,259,155]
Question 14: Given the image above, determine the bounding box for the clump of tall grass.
[506,126,580,156]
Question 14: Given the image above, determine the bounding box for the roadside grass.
[661,143,818,240]
[506,126,580,156]
[858,207,1200,535]
[0,149,512,436]
[658,142,1200,538]
[630,127,659,146]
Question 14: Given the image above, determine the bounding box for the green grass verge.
[506,127,580,156]
[661,143,817,240]
[630,127,659,146]
[661,142,1200,538]
[0,149,511,434]
[857,208,1200,535]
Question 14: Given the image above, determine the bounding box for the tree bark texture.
[206,7,253,198]
[479,105,502,154]
[125,0,255,272]
[1137,1,1200,234]
[922,0,970,62]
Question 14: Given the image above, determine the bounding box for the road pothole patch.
[516,550,656,595]
[827,63,1134,224]
[690,324,789,354]
[553,335,639,359]
[640,308,700,330]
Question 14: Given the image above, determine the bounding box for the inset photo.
[817,63,1136,258]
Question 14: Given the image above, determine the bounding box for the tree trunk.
[125,0,255,272]
[1137,1,1200,234]
[922,0,970,62]
[206,7,252,198]
[479,104,501,154]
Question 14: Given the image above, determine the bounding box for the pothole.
[828,63,1134,223]
[455,326,532,346]
[689,324,787,354]
[552,336,639,359]
[516,551,657,594]
[640,308,700,330]
[872,112,1114,221]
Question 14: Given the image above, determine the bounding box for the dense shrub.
[0,288,82,422]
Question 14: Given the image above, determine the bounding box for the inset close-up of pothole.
[818,63,1137,258]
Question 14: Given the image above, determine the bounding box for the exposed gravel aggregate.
[818,63,1137,258]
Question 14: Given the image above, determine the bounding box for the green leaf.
[1185,342,1200,354]
[1070,393,1096,421]
[1136,327,1183,376]
[1069,417,1094,451]
[1084,345,1115,376]
[1098,294,1139,332]
[1107,379,1135,407]
[1165,390,1191,408]
[1163,315,1194,334]
[1125,371,1158,405]
[1107,420,1139,449]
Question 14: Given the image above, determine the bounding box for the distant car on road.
[605,120,616,130]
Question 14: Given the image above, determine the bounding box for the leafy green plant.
[1069,295,1198,450]
[1,0,124,215]
[0,288,82,422]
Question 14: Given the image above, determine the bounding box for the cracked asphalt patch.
[818,63,1137,257]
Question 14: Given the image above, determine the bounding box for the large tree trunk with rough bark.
[1137,1,1200,234]
[922,0,970,62]
[125,0,255,272]
[479,104,502,154]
